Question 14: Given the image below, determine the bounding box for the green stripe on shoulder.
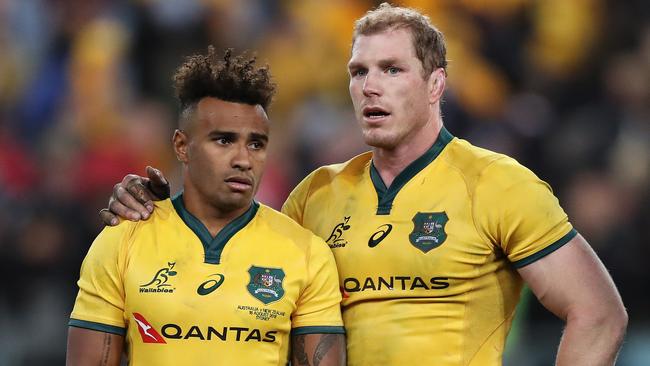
[512,229,578,269]
[291,326,345,336]
[69,318,126,336]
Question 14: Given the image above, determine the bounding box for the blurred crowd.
[0,0,648,365]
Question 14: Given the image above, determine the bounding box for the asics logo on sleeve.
[368,224,393,247]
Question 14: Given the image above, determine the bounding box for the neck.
[373,119,443,188]
[181,185,250,237]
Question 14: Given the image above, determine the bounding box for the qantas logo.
[368,224,393,247]
[133,313,166,344]
[131,312,277,344]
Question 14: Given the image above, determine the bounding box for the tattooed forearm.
[292,334,345,366]
[294,335,310,366]
[100,333,112,366]
[313,334,338,366]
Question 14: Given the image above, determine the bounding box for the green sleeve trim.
[512,229,578,269]
[291,326,345,335]
[68,318,126,336]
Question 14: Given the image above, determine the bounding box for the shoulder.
[442,137,539,192]
[284,152,372,221]
[256,204,330,251]
[100,199,176,245]
[256,204,320,238]
[302,151,372,187]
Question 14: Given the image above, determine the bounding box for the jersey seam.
[469,157,510,254]
[465,310,513,364]
[444,155,508,365]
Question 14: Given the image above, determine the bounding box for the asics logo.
[368,224,393,247]
[197,274,225,296]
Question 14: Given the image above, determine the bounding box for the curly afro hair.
[173,46,276,113]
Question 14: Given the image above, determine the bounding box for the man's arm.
[99,166,170,226]
[66,327,124,366]
[291,333,346,366]
[517,234,627,366]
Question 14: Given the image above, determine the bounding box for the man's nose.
[232,143,252,170]
[362,71,381,97]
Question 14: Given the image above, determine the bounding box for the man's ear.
[428,68,446,104]
[173,129,189,163]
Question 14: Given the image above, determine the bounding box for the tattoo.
[100,333,112,366]
[294,335,309,366]
[313,334,338,366]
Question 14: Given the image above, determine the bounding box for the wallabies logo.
[325,216,351,248]
[140,262,177,293]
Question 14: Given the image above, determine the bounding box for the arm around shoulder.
[517,234,628,366]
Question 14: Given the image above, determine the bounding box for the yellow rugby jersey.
[282,127,576,366]
[69,194,343,366]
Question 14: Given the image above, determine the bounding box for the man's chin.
[209,195,253,214]
[362,132,397,150]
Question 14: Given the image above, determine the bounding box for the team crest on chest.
[247,266,285,304]
[409,212,449,253]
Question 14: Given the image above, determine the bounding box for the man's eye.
[249,141,265,150]
[214,137,231,145]
[352,69,367,77]
[387,67,401,75]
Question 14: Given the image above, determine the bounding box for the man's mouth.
[363,106,391,120]
[224,176,253,192]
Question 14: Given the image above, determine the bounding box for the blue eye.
[387,67,401,75]
[352,69,367,77]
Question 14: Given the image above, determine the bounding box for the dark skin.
[66,328,123,366]
[99,165,169,225]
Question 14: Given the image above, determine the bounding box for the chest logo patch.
[140,262,177,293]
[133,312,166,344]
[409,212,449,253]
[197,273,225,296]
[247,266,285,304]
[368,224,393,247]
[325,216,351,248]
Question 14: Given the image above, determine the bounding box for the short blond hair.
[353,2,448,77]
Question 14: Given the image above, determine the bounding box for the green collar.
[370,127,454,215]
[171,192,259,264]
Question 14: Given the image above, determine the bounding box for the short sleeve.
[69,223,132,335]
[291,236,344,335]
[474,158,577,268]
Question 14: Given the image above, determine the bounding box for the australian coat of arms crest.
[247,266,285,304]
[409,212,449,253]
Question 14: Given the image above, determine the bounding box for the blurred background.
[0,0,648,364]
